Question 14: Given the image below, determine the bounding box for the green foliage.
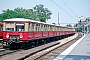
[76,27,82,32]
[66,24,72,27]
[0,9,27,22]
[0,4,52,22]
[14,8,37,20]
[33,4,52,22]
[85,17,90,21]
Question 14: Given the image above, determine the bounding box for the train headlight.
[20,33,23,38]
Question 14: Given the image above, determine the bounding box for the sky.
[0,0,90,26]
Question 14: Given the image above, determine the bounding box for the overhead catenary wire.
[51,0,77,21]
[62,0,78,18]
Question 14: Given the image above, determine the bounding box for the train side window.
[39,24,41,31]
[32,24,34,31]
[50,26,52,31]
[46,25,48,31]
[36,24,41,32]
[44,25,47,31]
[41,25,44,31]
[52,26,53,31]
[36,24,38,31]
[48,25,50,31]
[28,23,30,32]
[44,25,46,31]
[6,28,14,31]
[43,25,45,31]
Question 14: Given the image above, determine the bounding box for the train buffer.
[54,34,90,60]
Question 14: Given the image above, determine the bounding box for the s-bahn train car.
[0,22,3,40]
[3,18,75,48]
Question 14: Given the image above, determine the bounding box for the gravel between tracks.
[25,33,82,60]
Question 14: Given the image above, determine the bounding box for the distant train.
[2,18,75,48]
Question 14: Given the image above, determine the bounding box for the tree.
[0,4,52,22]
[0,9,28,22]
[66,24,72,28]
[52,23,56,25]
[0,8,37,22]
[85,17,90,21]
[33,4,52,22]
[14,7,39,20]
[0,9,18,22]
[76,27,82,32]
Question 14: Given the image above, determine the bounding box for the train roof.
[3,18,74,29]
[3,18,55,26]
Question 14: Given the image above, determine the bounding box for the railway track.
[0,50,17,56]
[0,40,59,59]
[0,40,60,60]
[0,33,80,60]
[36,33,82,60]
[25,33,82,60]
[0,49,23,59]
[0,38,59,59]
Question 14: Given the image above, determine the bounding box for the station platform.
[54,34,90,60]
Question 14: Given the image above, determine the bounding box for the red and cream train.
[0,18,75,47]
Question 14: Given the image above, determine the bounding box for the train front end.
[3,18,28,47]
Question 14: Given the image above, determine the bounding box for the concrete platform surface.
[54,34,90,60]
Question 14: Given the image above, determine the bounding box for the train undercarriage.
[4,33,75,49]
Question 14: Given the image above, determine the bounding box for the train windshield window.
[16,25,24,31]
[6,28,14,31]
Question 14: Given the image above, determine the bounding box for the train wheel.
[36,40,38,45]
[44,39,47,44]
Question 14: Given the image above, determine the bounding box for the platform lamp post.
[58,12,60,26]
[75,24,78,32]
[79,16,84,32]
